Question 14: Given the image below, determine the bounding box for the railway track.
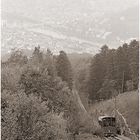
[104,135,131,140]
[105,137,122,140]
[114,136,123,140]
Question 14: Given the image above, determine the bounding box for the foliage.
[7,48,28,66]
[87,40,139,102]
[1,90,68,140]
[1,46,88,140]
[19,64,72,113]
[97,80,118,100]
[56,51,73,90]
[1,64,24,92]
[2,39,138,139]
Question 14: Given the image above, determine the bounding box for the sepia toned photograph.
[1,0,139,140]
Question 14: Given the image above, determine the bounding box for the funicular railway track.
[104,135,131,140]
[105,136,122,140]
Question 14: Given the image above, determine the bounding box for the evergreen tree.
[56,51,73,90]
[87,41,139,102]
[129,40,139,89]
[88,45,109,101]
[31,45,43,64]
[105,49,116,80]
[88,54,103,101]
[43,48,56,77]
[8,48,28,66]
[114,44,131,92]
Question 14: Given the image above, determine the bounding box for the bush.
[2,90,69,140]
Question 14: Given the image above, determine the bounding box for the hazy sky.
[1,0,139,53]
[2,0,138,23]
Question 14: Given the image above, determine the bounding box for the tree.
[105,49,116,80]
[1,62,24,92]
[19,65,71,113]
[129,40,139,89]
[2,46,99,139]
[88,54,102,101]
[8,48,28,66]
[114,43,132,92]
[31,45,43,64]
[87,41,139,102]
[1,90,68,140]
[97,79,118,100]
[43,48,56,77]
[56,51,73,90]
[88,45,109,102]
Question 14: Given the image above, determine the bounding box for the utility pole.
[121,71,125,93]
[114,90,118,118]
[113,89,119,118]
[114,95,116,117]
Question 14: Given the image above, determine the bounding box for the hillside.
[88,90,139,134]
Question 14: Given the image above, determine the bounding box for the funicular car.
[98,116,120,137]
